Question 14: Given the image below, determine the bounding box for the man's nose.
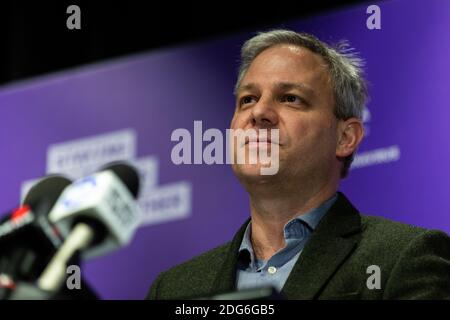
[250,97,279,128]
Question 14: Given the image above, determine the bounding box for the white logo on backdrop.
[21,129,192,227]
[351,106,401,170]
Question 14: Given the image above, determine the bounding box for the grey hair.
[235,29,368,178]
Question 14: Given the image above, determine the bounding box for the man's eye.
[281,94,310,107]
[240,96,256,105]
[282,94,301,104]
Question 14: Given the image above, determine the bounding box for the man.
[148,30,450,299]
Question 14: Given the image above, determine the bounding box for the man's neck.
[248,182,337,261]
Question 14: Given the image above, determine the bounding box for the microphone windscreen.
[99,162,140,198]
[22,175,72,210]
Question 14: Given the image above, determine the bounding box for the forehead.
[240,44,331,91]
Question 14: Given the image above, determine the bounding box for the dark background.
[0,1,366,86]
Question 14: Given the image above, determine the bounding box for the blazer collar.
[212,192,363,299]
[281,191,362,299]
[211,217,250,295]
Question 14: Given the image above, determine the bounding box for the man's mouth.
[244,137,280,146]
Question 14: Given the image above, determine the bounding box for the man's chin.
[232,163,280,181]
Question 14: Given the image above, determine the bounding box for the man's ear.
[336,118,364,158]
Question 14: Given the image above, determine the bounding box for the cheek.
[284,117,312,144]
[230,111,248,129]
[286,116,336,151]
[230,114,238,129]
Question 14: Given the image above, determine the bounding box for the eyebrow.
[235,82,315,98]
[275,82,315,97]
[234,83,257,95]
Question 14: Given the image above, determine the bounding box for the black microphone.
[0,175,71,282]
[0,175,72,299]
[199,287,285,300]
[38,161,141,292]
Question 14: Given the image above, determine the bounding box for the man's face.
[230,44,342,185]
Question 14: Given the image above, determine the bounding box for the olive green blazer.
[148,192,450,299]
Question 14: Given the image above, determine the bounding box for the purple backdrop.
[0,0,449,299]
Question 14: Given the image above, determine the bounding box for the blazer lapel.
[211,218,250,295]
[281,192,363,299]
[211,193,362,299]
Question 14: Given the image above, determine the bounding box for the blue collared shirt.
[236,194,337,292]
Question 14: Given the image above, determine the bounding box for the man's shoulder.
[353,213,450,299]
[361,214,425,235]
[359,213,448,251]
[165,241,232,276]
[148,241,233,299]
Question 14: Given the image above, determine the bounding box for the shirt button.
[268,266,277,274]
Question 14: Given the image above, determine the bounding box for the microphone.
[201,287,285,300]
[38,162,141,291]
[0,175,72,299]
[0,175,71,281]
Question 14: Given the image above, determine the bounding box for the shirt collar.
[238,193,338,267]
[289,193,338,233]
